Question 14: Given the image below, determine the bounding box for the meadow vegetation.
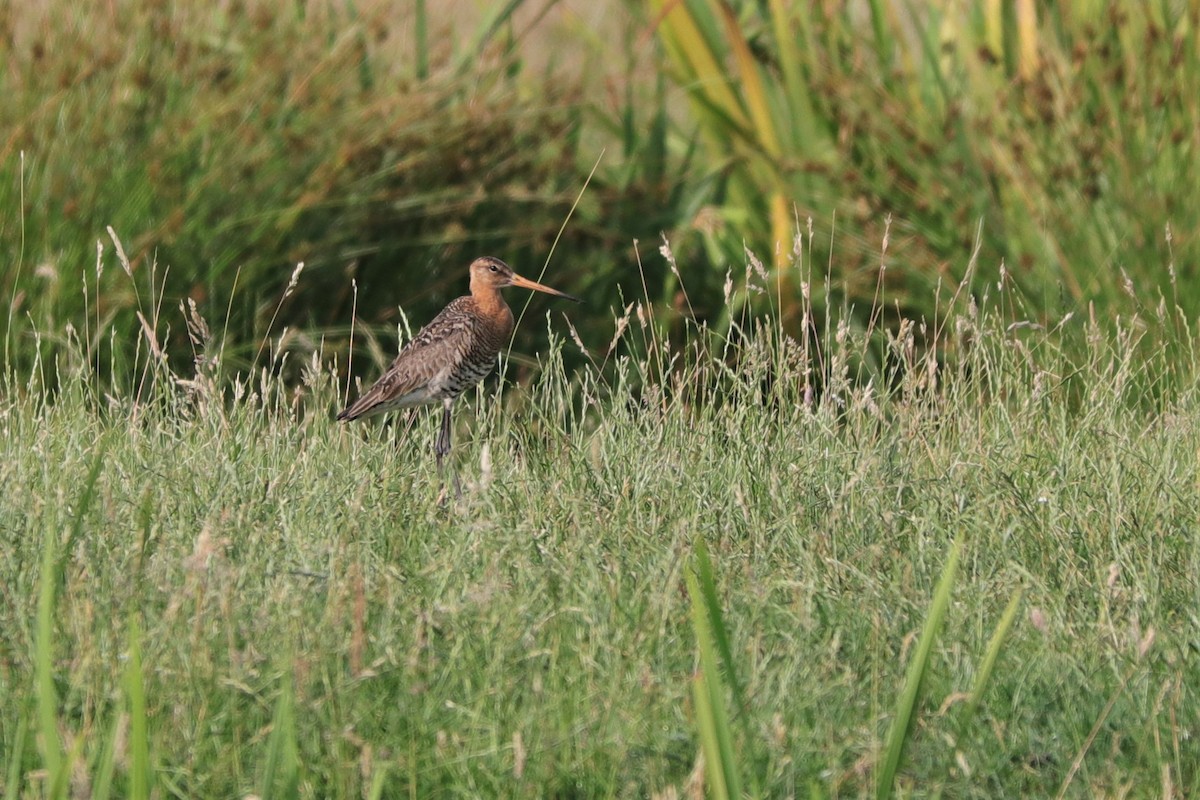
[2,232,1198,797]
[2,0,1199,797]
[650,1,1200,328]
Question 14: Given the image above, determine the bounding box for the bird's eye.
[489,264,498,272]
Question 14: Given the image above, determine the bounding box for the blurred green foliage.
[2,1,1197,385]
[649,0,1199,330]
[0,1,680,382]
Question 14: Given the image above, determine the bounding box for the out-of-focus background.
[2,1,1196,377]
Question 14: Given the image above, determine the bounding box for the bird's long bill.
[509,272,581,302]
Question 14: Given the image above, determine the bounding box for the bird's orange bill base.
[509,272,581,303]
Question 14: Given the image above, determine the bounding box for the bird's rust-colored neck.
[470,282,512,322]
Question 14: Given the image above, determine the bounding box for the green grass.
[5,3,1198,796]
[1,244,1198,797]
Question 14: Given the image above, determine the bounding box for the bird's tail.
[336,398,370,422]
[337,381,420,422]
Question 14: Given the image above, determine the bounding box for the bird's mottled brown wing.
[337,298,477,421]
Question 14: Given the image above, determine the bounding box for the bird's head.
[469,256,580,302]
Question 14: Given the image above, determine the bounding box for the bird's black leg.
[436,395,458,482]
[434,398,463,499]
[435,398,454,476]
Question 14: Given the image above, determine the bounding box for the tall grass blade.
[715,2,780,160]
[35,519,65,798]
[366,764,388,800]
[59,439,107,586]
[712,2,791,263]
[766,0,823,154]
[651,0,750,131]
[4,714,27,800]
[3,149,26,377]
[260,670,300,800]
[691,541,751,725]
[963,587,1023,724]
[135,487,157,586]
[690,669,731,800]
[865,0,894,69]
[901,0,953,107]
[876,536,962,800]
[982,0,1003,58]
[1014,0,1039,80]
[415,0,429,79]
[688,540,763,797]
[455,0,526,75]
[686,566,740,800]
[125,615,151,800]
[90,710,121,800]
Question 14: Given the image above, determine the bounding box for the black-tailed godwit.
[338,256,579,471]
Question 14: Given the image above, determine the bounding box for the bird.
[337,256,580,473]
